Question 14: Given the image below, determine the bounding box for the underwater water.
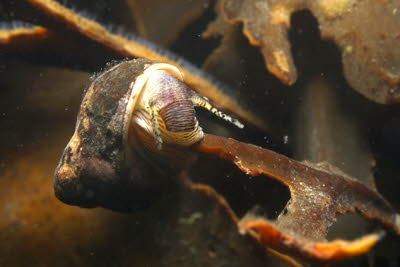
[1,0,399,266]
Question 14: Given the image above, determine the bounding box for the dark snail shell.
[54,58,242,211]
[55,59,164,211]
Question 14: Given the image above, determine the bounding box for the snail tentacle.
[146,102,163,150]
[190,95,245,129]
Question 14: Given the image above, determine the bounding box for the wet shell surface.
[54,58,242,211]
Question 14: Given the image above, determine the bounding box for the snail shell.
[54,58,242,211]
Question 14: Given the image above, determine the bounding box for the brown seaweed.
[218,0,400,104]
[1,0,266,130]
[195,133,400,262]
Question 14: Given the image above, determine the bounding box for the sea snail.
[54,58,243,211]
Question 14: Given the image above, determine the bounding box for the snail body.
[125,62,243,152]
[125,63,203,152]
[54,59,242,211]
